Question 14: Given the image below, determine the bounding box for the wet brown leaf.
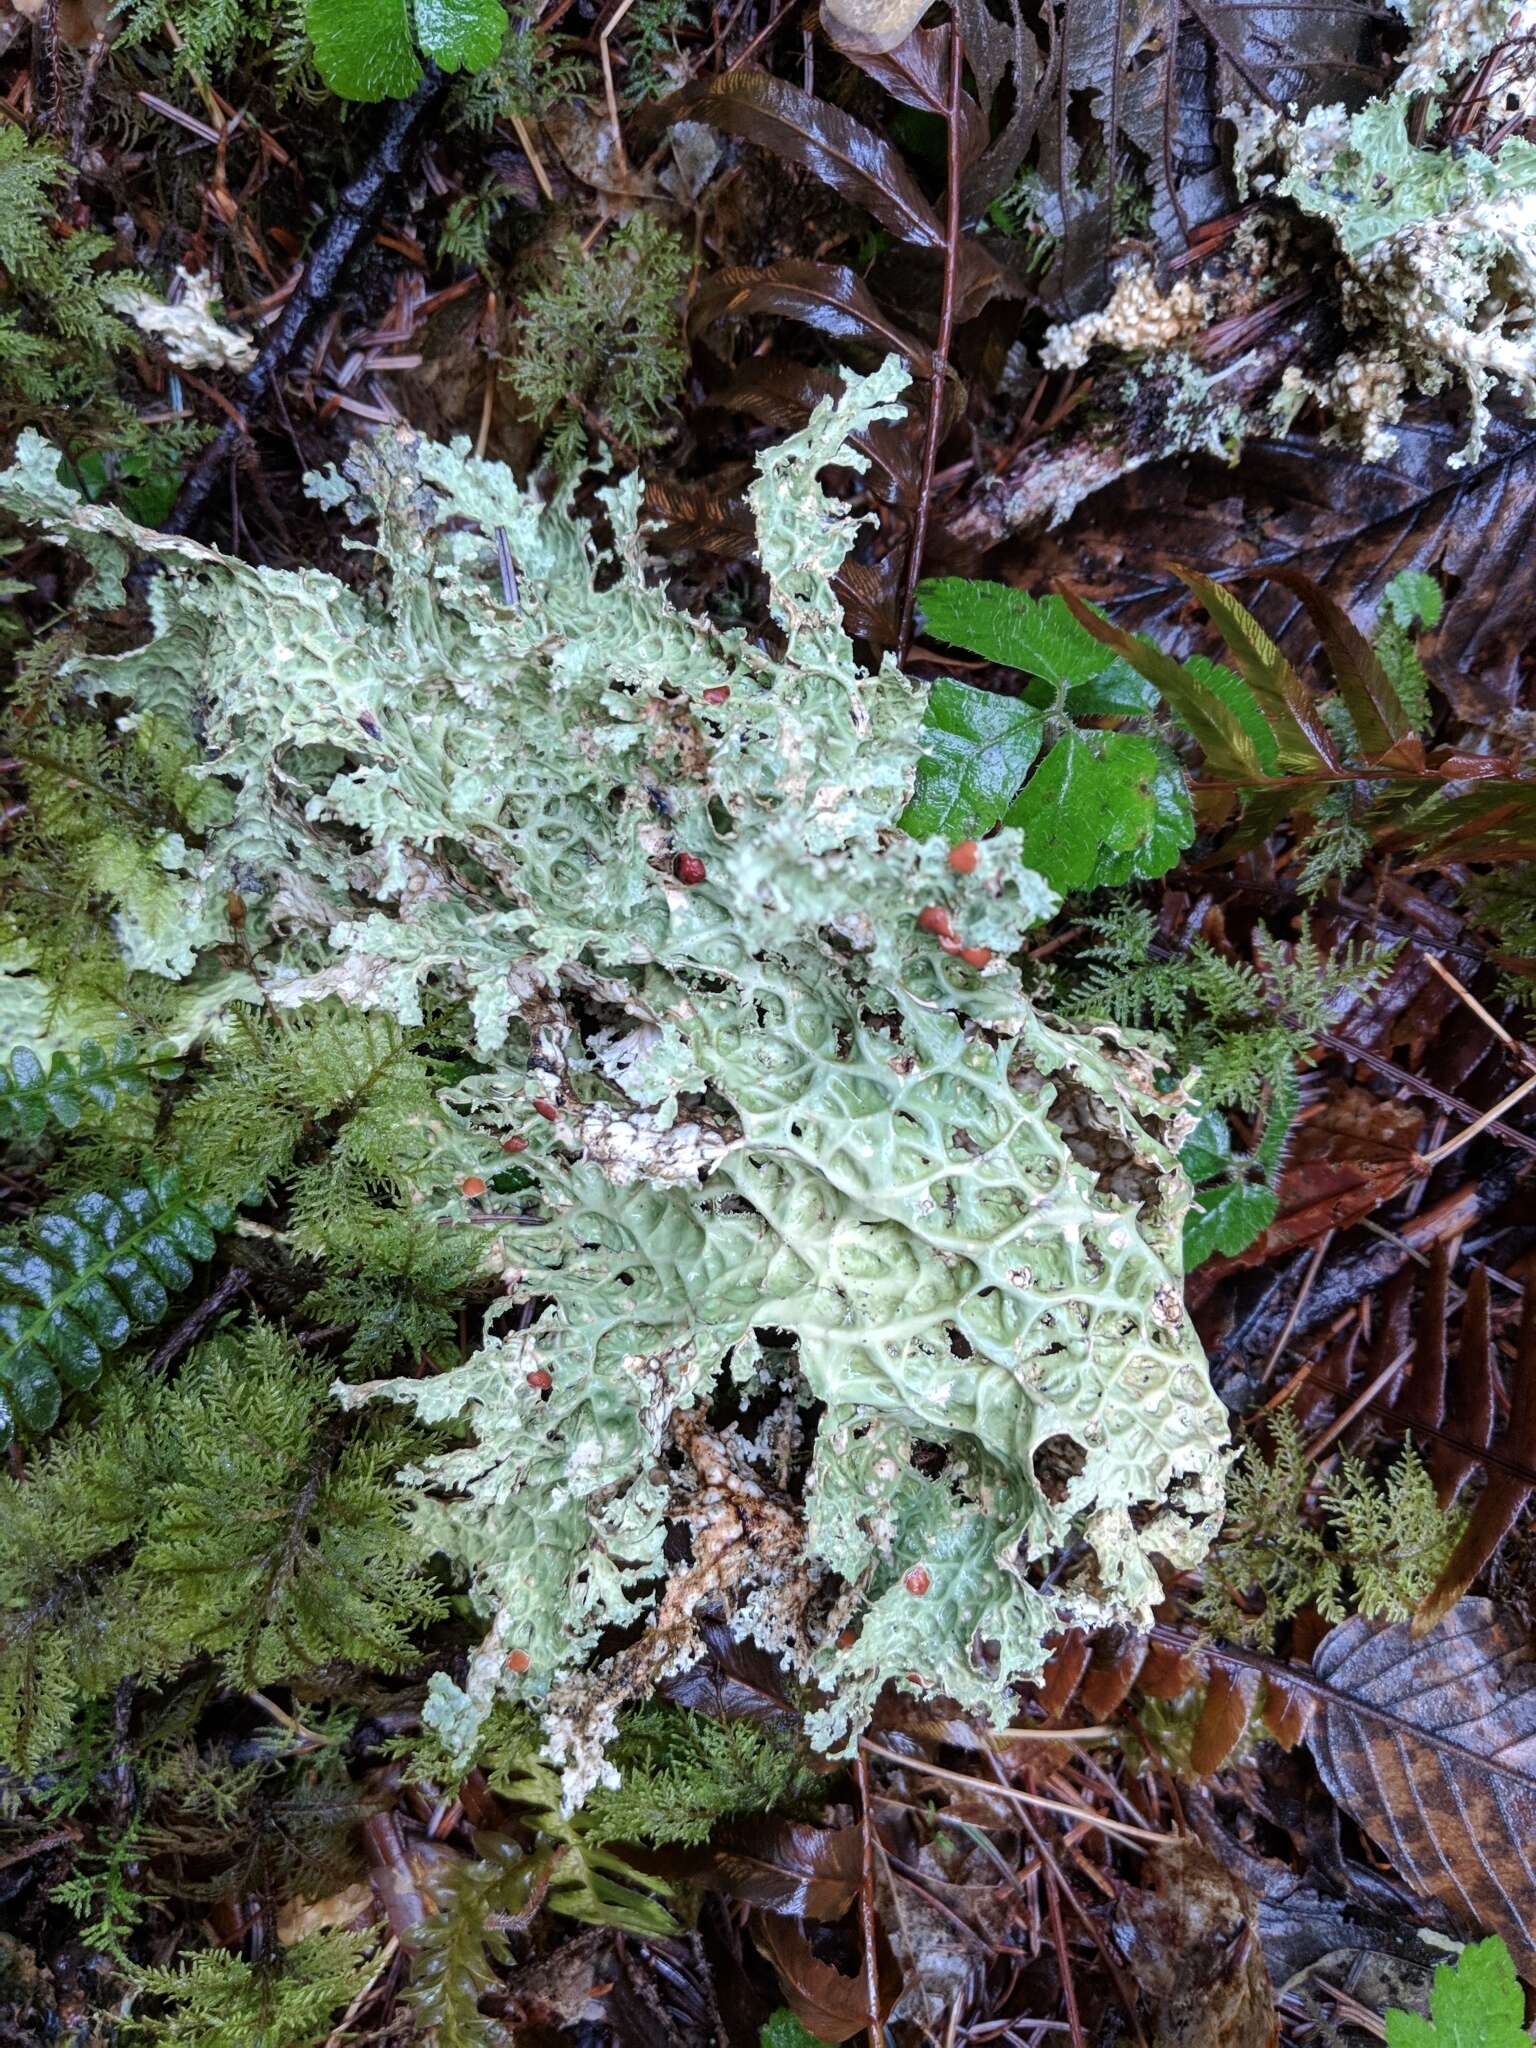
[819,0,932,57]
[641,1820,862,1919]
[642,478,756,561]
[708,360,948,506]
[1191,1667,1259,1779]
[1418,1286,1536,1631]
[749,1910,901,2043]
[689,261,934,372]
[1021,416,1536,718]
[1310,1598,1536,1974]
[660,1619,815,1739]
[837,23,985,178]
[667,69,946,248]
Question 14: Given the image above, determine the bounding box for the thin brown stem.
[853,1744,883,2047]
[897,14,963,660]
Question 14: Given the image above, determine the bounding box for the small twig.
[146,1266,250,1373]
[1420,950,1534,1066]
[959,1817,1150,2048]
[599,0,642,176]
[1304,1342,1413,1460]
[728,0,803,71]
[30,0,61,134]
[1041,1843,1086,2048]
[852,1744,883,2048]
[509,112,555,203]
[1260,1229,1333,1381]
[322,1934,399,2048]
[897,13,963,660]
[65,33,109,197]
[1320,1031,1536,1161]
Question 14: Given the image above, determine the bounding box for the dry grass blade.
[1417,1286,1536,1632]
[1310,1598,1536,1972]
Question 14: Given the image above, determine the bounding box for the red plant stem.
[897,14,964,660]
[853,1744,882,2047]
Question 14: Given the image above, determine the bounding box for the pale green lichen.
[0,363,1228,1799]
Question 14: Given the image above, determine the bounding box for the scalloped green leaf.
[901,677,1044,841]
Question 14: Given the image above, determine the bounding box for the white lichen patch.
[1255,96,1536,465]
[106,268,257,374]
[1041,263,1211,370]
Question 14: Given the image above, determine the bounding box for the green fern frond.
[506,213,688,469]
[1196,1404,1464,1648]
[133,1321,444,1687]
[0,1326,441,1771]
[127,1930,374,2048]
[404,1832,551,2048]
[171,1004,448,1207]
[0,1170,230,1441]
[587,1704,825,1848]
[460,1707,679,1934]
[0,1039,178,1142]
[1373,569,1441,733]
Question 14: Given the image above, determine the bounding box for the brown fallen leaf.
[750,1908,901,2044]
[1309,1598,1536,1976]
[660,1617,818,1739]
[638,1818,862,1919]
[820,0,933,57]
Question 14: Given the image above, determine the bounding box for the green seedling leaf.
[1003,730,1193,892]
[414,0,504,70]
[1064,665,1160,717]
[902,677,1043,840]
[1180,1076,1296,1266]
[1184,1180,1277,1268]
[307,0,504,100]
[1086,733,1194,886]
[307,0,420,97]
[1381,570,1443,630]
[1384,1937,1531,2048]
[916,577,1126,689]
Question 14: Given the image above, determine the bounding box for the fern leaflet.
[0,1169,230,1440]
[0,1039,177,1141]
